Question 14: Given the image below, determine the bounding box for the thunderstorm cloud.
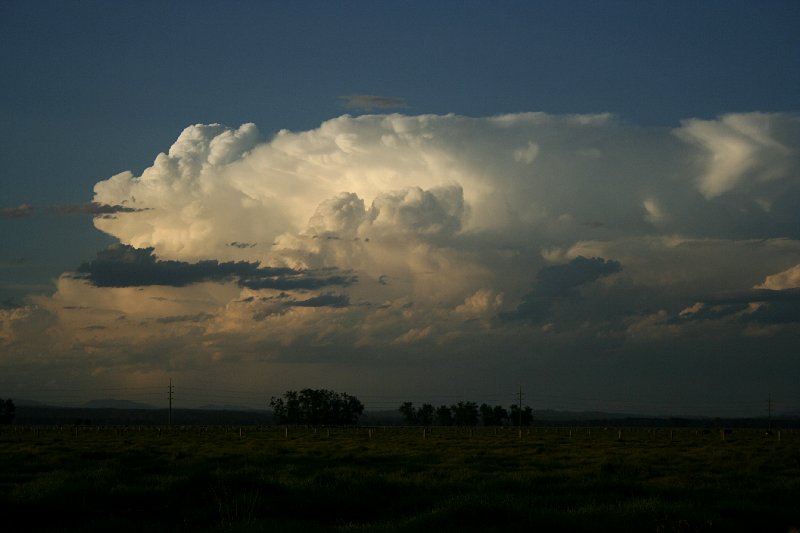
[4,112,800,407]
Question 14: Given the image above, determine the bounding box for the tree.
[435,405,454,426]
[509,404,533,426]
[270,389,363,426]
[399,402,435,425]
[399,402,417,425]
[480,403,493,425]
[417,403,434,426]
[0,399,15,425]
[339,393,364,425]
[451,401,479,426]
[480,403,508,426]
[493,405,509,426]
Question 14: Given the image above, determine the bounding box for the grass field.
[1,425,798,532]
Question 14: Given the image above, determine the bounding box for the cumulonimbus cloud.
[83,110,800,327]
[91,112,800,265]
[3,112,800,402]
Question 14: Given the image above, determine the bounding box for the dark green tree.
[270,389,363,425]
[435,405,454,426]
[480,403,494,426]
[417,403,434,426]
[400,402,434,425]
[509,404,533,426]
[399,402,417,424]
[451,401,479,426]
[494,405,509,425]
[0,399,15,424]
[480,404,508,426]
[339,392,364,425]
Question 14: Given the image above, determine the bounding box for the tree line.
[0,391,535,428]
[399,401,533,426]
[270,389,364,425]
[267,390,534,427]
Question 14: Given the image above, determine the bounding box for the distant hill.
[81,399,157,410]
[14,406,274,426]
[534,409,632,421]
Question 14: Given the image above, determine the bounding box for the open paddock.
[1,425,798,531]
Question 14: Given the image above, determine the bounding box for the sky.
[1,1,799,416]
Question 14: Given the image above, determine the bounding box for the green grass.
[0,426,798,531]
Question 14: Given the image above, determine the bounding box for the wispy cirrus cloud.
[0,202,148,219]
[0,204,34,218]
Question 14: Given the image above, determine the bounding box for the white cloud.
[367,185,464,237]
[93,113,800,272]
[81,112,800,349]
[675,112,798,198]
[757,264,800,290]
[305,192,366,238]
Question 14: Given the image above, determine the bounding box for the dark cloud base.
[75,244,357,290]
[49,202,149,216]
[504,256,622,321]
[671,288,800,326]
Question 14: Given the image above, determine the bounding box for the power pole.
[518,385,523,427]
[168,378,174,427]
[768,393,772,431]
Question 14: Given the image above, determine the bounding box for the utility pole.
[518,385,523,427]
[768,393,772,431]
[168,378,174,427]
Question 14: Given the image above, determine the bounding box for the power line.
[168,378,174,427]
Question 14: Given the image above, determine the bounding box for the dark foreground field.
[1,425,798,532]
